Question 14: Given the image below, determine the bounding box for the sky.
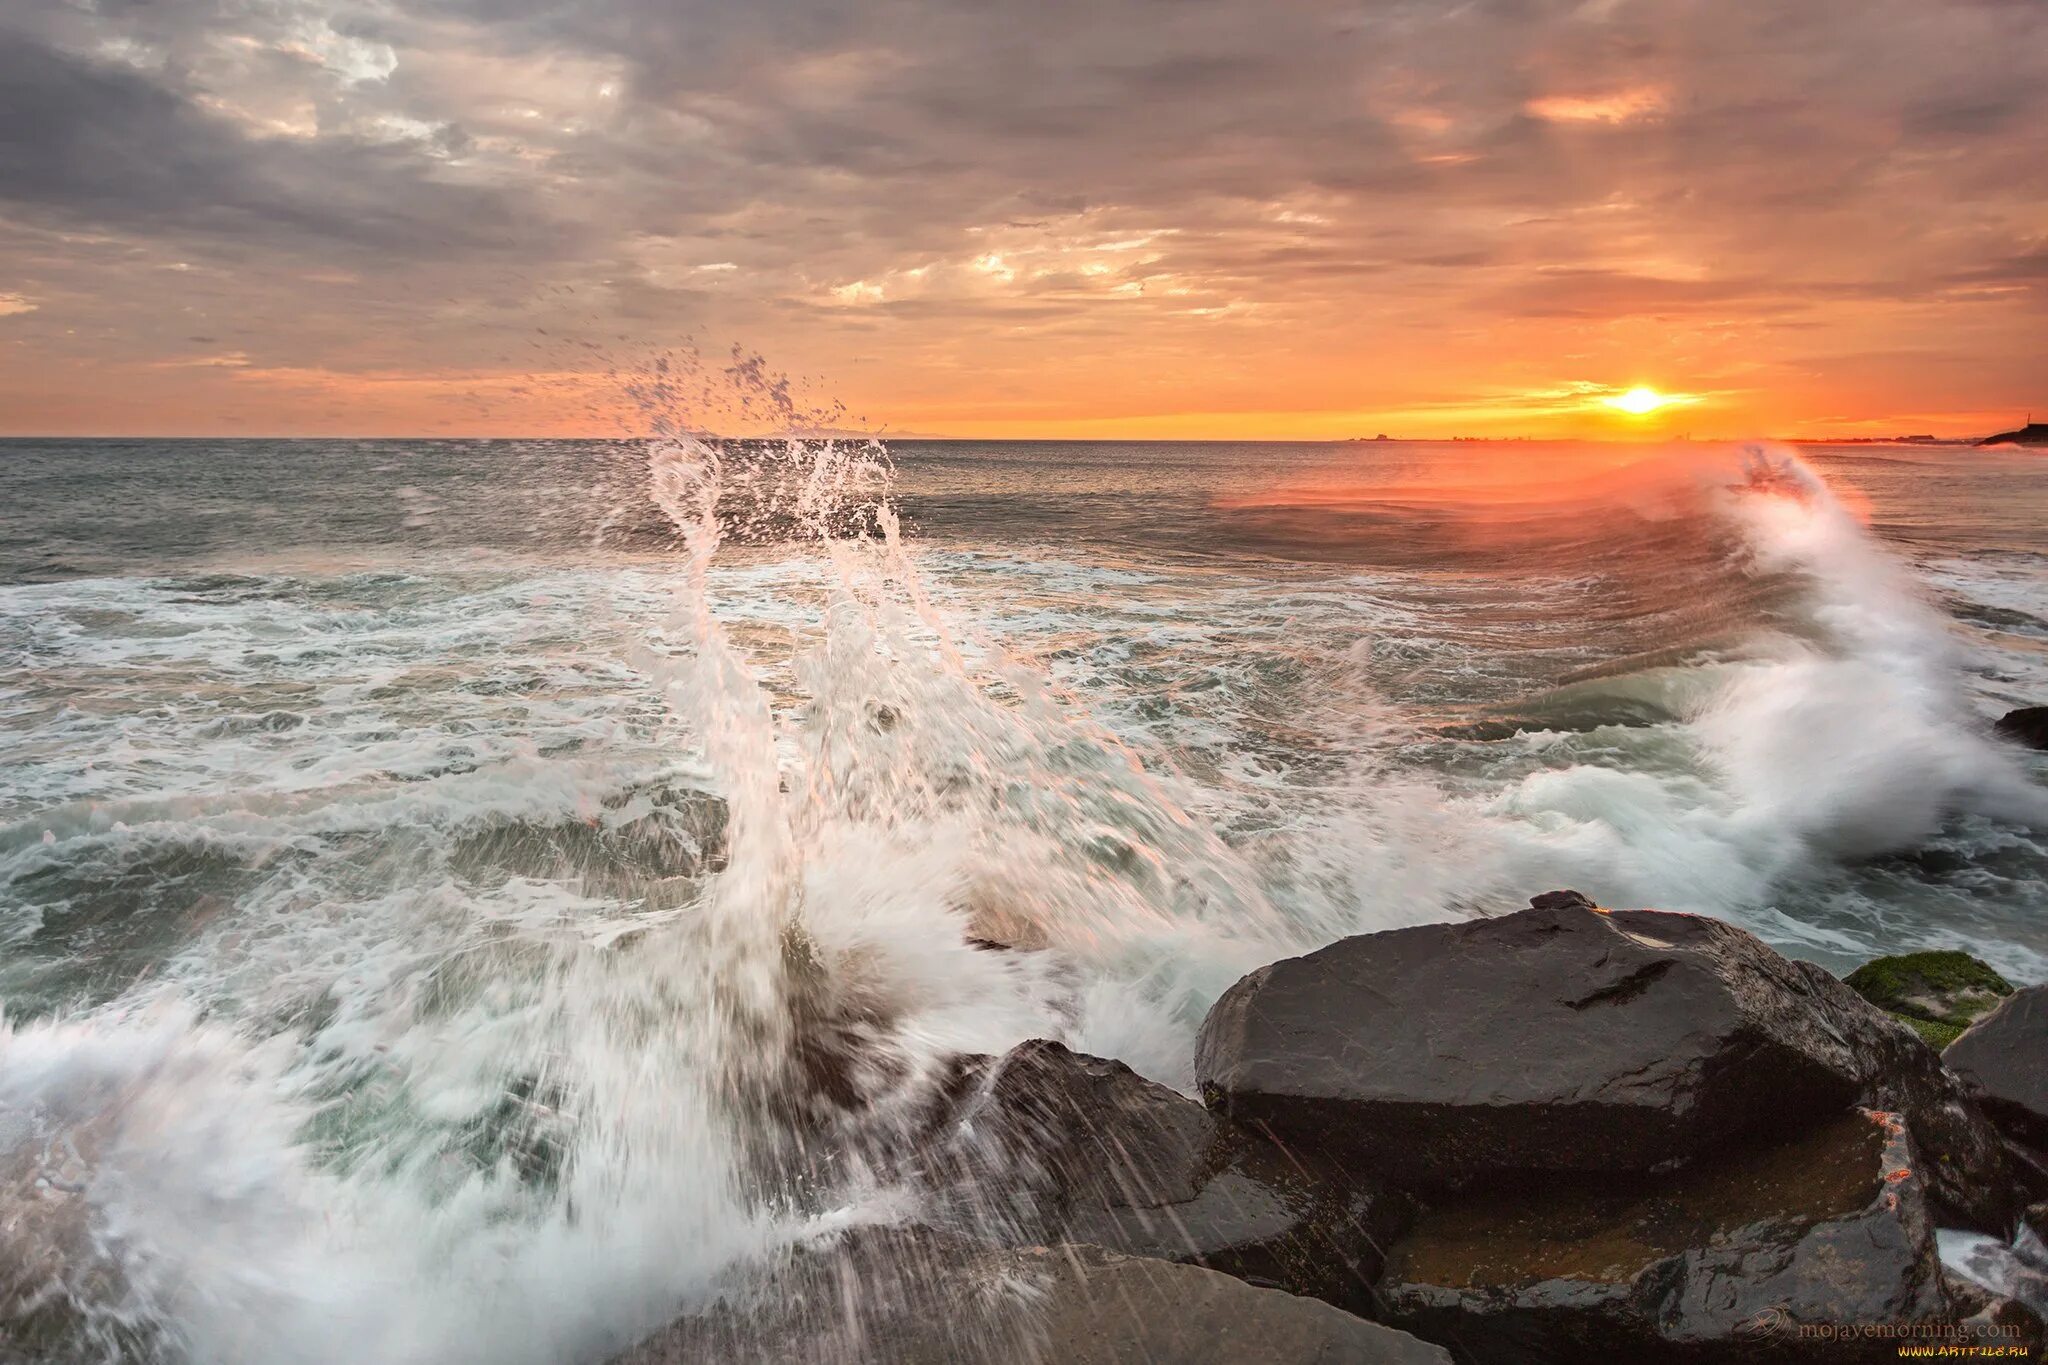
[1,0,2044,440]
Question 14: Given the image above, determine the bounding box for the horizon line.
[0,431,2013,445]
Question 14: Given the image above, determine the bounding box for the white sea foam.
[1,434,2043,1361]
[1276,444,2047,967]
[0,429,1287,1362]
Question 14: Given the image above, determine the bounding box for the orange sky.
[2,0,2043,440]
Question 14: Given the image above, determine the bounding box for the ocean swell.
[0,435,2042,1361]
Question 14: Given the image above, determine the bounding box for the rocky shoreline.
[614,895,2048,1364]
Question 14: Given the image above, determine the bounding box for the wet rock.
[765,937,993,1163]
[1942,1273,2045,1363]
[917,1040,1407,1314]
[1195,903,2014,1230]
[1994,706,2048,750]
[1,1117,101,1359]
[613,1224,1452,1364]
[1,1092,170,1364]
[1946,986,2048,1152]
[1846,950,2013,1050]
[1824,973,2024,1234]
[1377,1111,1949,1363]
[1999,1135,2048,1201]
[1940,1223,2048,1338]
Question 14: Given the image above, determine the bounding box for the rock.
[613,1224,1452,1364]
[1195,903,2014,1230]
[768,924,1027,1145]
[1995,706,2048,750]
[1846,950,2013,1050]
[1940,1224,2048,1338]
[1377,1111,1950,1363]
[1526,889,1597,912]
[0,1121,107,1364]
[917,1040,1407,1314]
[2000,1132,2048,1199]
[1942,1273,2045,1363]
[1828,971,2025,1234]
[1946,986,2048,1151]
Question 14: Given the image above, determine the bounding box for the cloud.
[0,28,540,258]
[152,351,253,368]
[1489,269,1781,319]
[0,0,2044,435]
[0,291,36,317]
[1525,85,1669,125]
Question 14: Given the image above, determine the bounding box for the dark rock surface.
[1377,1111,1948,1363]
[1526,889,1597,912]
[1996,706,2048,750]
[1946,986,2048,1150]
[1940,1221,2048,1345]
[1846,949,2013,1049]
[917,1039,1407,1313]
[1800,960,2022,1234]
[1195,902,2013,1229]
[1959,1301,2045,1361]
[613,1225,1452,1364]
[1943,1272,2045,1363]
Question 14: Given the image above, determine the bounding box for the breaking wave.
[1,425,2042,1361]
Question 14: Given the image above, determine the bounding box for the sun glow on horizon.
[1605,386,1671,416]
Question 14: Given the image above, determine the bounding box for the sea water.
[0,430,2043,1361]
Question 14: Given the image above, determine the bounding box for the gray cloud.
[0,0,2044,432]
[0,29,542,260]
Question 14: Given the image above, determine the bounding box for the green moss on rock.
[1896,1013,1967,1051]
[1845,951,2012,1034]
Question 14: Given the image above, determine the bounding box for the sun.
[1605,386,1668,416]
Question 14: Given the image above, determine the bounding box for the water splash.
[1280,442,2046,955]
[2,416,2041,1362]
[0,363,1290,1363]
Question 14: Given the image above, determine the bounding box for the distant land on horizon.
[1975,422,2048,448]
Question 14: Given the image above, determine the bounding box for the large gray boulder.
[1195,902,2013,1230]
[612,1225,1452,1364]
[1946,986,2048,1149]
[916,1039,1408,1314]
[1376,1111,1951,1363]
[1946,984,2048,1203]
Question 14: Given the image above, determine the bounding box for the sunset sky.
[2,0,2044,440]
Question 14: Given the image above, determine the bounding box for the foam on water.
[0,426,1290,1362]
[1490,454,2016,853]
[1184,447,2042,963]
[1,428,2044,1361]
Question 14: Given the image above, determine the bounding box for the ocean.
[1,433,2044,1362]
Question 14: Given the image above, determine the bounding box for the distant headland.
[1977,419,2048,447]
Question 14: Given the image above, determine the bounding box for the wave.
[1283,443,2046,963]
[1,434,2042,1361]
